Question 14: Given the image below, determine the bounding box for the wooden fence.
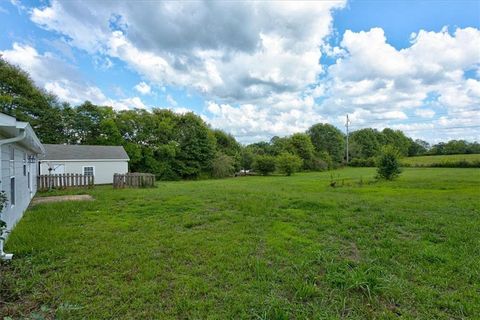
[38,173,94,191]
[113,173,155,189]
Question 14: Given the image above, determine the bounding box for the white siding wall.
[0,144,38,232]
[40,160,128,184]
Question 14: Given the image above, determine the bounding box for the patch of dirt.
[347,242,361,263]
[31,195,93,206]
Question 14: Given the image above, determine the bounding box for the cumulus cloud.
[1,43,147,110]
[29,1,345,100]
[319,27,480,141]
[134,82,151,95]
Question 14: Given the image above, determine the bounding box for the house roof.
[41,144,130,161]
[0,113,45,154]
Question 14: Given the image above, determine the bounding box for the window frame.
[82,166,95,177]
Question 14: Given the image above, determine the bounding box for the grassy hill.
[402,153,480,167]
[2,168,479,319]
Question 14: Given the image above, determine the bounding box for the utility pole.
[345,114,350,165]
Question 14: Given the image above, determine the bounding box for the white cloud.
[29,1,345,101]
[166,94,178,107]
[319,27,480,142]
[134,81,151,95]
[110,97,147,110]
[1,43,147,111]
[414,109,435,118]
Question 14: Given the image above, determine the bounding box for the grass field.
[401,153,480,166]
[1,168,479,319]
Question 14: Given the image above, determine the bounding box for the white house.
[39,144,129,184]
[0,113,44,258]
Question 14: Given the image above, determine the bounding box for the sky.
[0,0,479,144]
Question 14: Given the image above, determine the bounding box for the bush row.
[402,160,480,168]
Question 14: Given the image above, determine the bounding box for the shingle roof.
[41,144,129,161]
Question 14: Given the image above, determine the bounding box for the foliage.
[288,133,315,169]
[276,152,303,176]
[253,155,276,175]
[2,168,479,318]
[0,191,7,240]
[211,153,236,178]
[240,148,254,172]
[408,139,429,156]
[401,154,480,168]
[381,128,412,156]
[349,128,383,159]
[376,145,402,180]
[349,157,376,167]
[307,123,345,163]
[0,57,66,143]
[429,140,480,155]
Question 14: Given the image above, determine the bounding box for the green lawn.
[1,168,479,319]
[401,153,480,166]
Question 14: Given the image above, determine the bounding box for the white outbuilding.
[39,144,130,184]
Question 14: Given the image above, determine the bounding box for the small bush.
[253,155,276,175]
[305,157,329,171]
[276,152,303,176]
[376,145,402,180]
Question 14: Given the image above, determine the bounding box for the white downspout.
[0,128,27,260]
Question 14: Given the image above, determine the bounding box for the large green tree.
[381,128,412,156]
[349,128,383,159]
[0,57,66,143]
[307,123,345,163]
[288,133,315,169]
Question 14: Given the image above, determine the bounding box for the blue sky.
[1,0,479,143]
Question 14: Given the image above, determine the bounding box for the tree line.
[1,57,478,179]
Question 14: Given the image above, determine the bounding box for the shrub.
[430,160,480,168]
[276,153,303,176]
[376,145,402,180]
[253,155,276,175]
[349,157,376,167]
[211,153,235,178]
[305,157,329,171]
[0,190,8,241]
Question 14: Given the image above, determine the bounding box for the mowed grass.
[402,153,480,166]
[1,168,479,319]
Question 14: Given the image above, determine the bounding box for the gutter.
[0,128,27,260]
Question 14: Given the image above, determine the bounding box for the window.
[83,166,94,176]
[23,153,27,176]
[9,146,14,175]
[10,177,15,206]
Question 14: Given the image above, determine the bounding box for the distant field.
[402,153,480,166]
[1,168,479,319]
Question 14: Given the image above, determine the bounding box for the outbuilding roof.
[41,144,130,161]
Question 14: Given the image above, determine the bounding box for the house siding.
[0,143,39,233]
[40,160,128,184]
